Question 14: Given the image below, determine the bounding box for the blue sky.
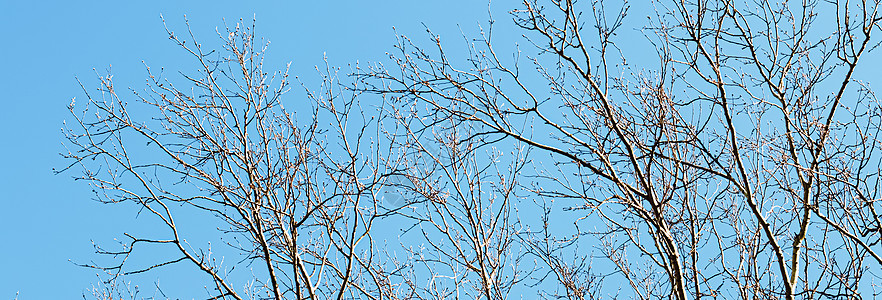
[0,1,491,297]
[3,0,881,299]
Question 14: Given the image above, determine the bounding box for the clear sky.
[0,0,490,298]
[3,0,881,299]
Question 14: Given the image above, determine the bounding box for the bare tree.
[61,18,410,299]
[359,0,882,299]
[63,0,882,299]
[63,16,532,300]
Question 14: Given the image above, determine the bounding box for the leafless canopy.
[63,0,882,299]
